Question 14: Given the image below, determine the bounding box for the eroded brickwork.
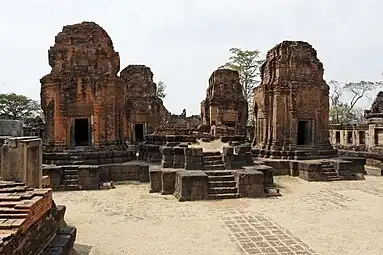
[40,22,166,150]
[252,41,336,159]
[201,69,248,135]
[120,65,166,143]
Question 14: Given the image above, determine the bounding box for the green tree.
[220,48,264,125]
[156,81,167,99]
[329,80,383,124]
[0,93,40,120]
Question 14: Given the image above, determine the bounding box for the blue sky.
[0,0,382,115]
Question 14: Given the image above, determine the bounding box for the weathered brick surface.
[40,22,167,150]
[120,65,167,143]
[0,181,55,255]
[252,41,337,159]
[201,69,248,135]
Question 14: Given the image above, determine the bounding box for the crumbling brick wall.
[201,68,248,135]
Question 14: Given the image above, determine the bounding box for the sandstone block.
[149,168,162,192]
[161,169,178,195]
[174,170,209,201]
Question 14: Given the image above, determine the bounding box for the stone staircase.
[65,151,85,165]
[321,161,340,181]
[205,170,239,199]
[203,152,225,170]
[59,166,80,190]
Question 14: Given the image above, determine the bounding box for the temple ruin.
[252,41,337,159]
[40,22,166,150]
[120,65,167,143]
[252,41,365,181]
[201,69,248,136]
[329,91,383,171]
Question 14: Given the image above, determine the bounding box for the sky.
[0,0,382,115]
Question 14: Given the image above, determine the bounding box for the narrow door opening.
[74,118,89,146]
[134,123,144,142]
[224,121,235,128]
[359,131,365,144]
[297,121,310,145]
[347,131,353,144]
[335,131,341,143]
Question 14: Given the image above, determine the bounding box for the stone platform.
[256,157,366,181]
[149,165,278,202]
[43,161,149,191]
[43,149,136,165]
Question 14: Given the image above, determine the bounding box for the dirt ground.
[54,174,383,255]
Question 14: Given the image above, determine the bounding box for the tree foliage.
[156,81,167,99]
[220,48,264,125]
[329,80,383,124]
[0,93,41,120]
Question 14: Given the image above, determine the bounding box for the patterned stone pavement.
[53,176,383,255]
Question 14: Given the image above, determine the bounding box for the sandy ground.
[53,175,383,255]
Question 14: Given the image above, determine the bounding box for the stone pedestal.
[1,137,42,188]
[161,169,179,195]
[149,168,162,193]
[174,170,209,201]
[234,168,265,198]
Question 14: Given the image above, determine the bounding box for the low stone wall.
[174,170,209,201]
[298,160,364,181]
[337,149,383,168]
[43,162,149,190]
[43,150,136,165]
[258,157,366,181]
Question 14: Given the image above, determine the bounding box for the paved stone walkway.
[53,176,383,255]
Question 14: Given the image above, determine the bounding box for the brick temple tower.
[40,22,124,150]
[200,68,248,135]
[252,41,337,159]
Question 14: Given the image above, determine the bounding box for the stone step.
[58,184,80,191]
[205,170,234,176]
[62,180,79,186]
[63,170,79,175]
[208,175,234,182]
[209,181,236,188]
[203,152,221,157]
[208,187,237,194]
[203,159,224,165]
[204,165,225,170]
[203,155,222,161]
[62,175,79,180]
[323,177,340,181]
[207,193,239,200]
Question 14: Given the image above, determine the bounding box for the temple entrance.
[224,122,235,128]
[134,123,144,142]
[74,118,90,146]
[297,120,310,145]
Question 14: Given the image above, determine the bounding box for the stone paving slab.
[53,176,383,255]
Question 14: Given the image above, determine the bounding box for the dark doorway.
[134,123,144,142]
[224,122,235,128]
[74,118,90,146]
[359,131,365,144]
[335,131,341,143]
[297,121,310,145]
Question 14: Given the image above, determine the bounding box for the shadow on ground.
[74,243,93,255]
